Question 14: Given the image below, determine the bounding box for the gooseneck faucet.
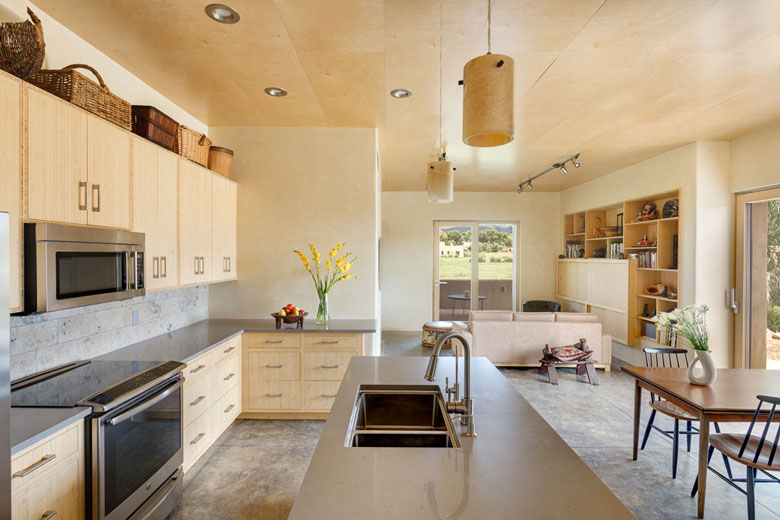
[424,331,476,437]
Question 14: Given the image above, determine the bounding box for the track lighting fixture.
[517,153,581,194]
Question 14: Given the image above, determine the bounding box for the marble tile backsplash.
[10,286,208,381]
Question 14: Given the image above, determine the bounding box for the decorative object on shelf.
[208,146,234,178]
[579,214,586,233]
[654,283,668,297]
[604,225,619,237]
[462,0,514,147]
[671,234,679,269]
[667,290,677,300]
[637,235,650,246]
[27,63,132,129]
[653,305,715,385]
[594,217,606,238]
[177,126,212,166]
[642,303,649,317]
[617,213,624,236]
[271,310,308,329]
[132,105,179,151]
[593,248,606,258]
[0,7,44,79]
[662,199,679,219]
[639,202,658,221]
[646,286,659,296]
[518,153,580,193]
[294,243,357,324]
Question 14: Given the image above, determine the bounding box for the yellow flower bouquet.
[293,243,357,323]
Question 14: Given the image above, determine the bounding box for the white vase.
[687,350,717,386]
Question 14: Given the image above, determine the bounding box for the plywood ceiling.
[34,0,780,191]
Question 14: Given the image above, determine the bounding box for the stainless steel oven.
[24,223,145,313]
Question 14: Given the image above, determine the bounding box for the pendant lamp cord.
[438,0,443,159]
[487,0,492,54]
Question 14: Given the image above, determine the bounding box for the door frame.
[734,186,780,368]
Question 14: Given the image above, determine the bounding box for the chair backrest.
[643,347,689,368]
[739,395,780,467]
[522,300,561,313]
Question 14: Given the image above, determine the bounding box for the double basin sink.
[345,384,460,448]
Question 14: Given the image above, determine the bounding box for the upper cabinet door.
[179,160,201,286]
[156,150,179,289]
[132,136,160,288]
[198,167,213,283]
[0,73,22,311]
[225,180,237,280]
[27,88,87,225]
[87,116,131,229]
[211,175,227,281]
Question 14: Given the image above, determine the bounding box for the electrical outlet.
[132,310,140,325]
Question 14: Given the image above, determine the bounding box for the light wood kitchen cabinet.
[132,137,179,290]
[26,87,88,226]
[86,116,131,229]
[179,161,213,285]
[212,175,237,282]
[0,72,22,311]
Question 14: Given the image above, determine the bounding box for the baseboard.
[239,411,329,420]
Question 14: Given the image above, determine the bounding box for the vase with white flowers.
[653,304,716,385]
[293,243,357,324]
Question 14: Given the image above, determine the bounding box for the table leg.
[697,415,710,519]
[632,381,641,460]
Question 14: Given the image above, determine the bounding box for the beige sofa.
[452,311,612,370]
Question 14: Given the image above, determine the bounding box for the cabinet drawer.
[246,351,300,381]
[214,350,240,397]
[183,373,212,427]
[215,384,241,435]
[303,381,341,411]
[302,351,355,381]
[11,422,80,491]
[302,334,359,349]
[184,350,214,385]
[12,451,81,520]
[184,410,211,470]
[245,333,301,349]
[246,381,300,410]
[214,335,241,364]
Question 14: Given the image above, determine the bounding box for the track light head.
[560,165,568,175]
[527,181,533,191]
[573,155,581,168]
[517,184,524,193]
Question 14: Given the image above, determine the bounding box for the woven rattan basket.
[177,126,212,166]
[27,64,131,130]
[0,8,45,79]
[208,146,234,178]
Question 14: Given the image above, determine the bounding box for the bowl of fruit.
[272,304,308,328]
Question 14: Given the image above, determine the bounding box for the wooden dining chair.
[691,395,780,520]
[640,347,731,479]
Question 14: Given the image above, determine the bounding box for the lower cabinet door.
[184,410,211,470]
[215,384,241,434]
[246,381,300,410]
[183,371,212,428]
[303,381,341,411]
[12,452,81,520]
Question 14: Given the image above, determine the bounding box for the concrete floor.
[171,331,780,519]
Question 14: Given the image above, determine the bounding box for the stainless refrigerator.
[0,212,11,517]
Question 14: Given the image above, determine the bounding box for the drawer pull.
[321,340,340,344]
[41,511,57,520]
[190,433,206,445]
[13,454,56,478]
[320,364,339,369]
[321,394,338,398]
[190,395,206,406]
[223,346,236,354]
[189,364,206,374]
[265,340,283,344]
[265,364,284,369]
[265,393,283,398]
[224,404,235,414]
[223,373,236,381]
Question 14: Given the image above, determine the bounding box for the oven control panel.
[136,251,145,289]
[80,360,184,409]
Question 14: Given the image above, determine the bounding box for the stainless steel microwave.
[24,223,145,313]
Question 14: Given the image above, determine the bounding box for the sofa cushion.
[554,312,598,323]
[470,311,513,321]
[513,312,555,322]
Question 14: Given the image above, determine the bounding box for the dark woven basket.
[132,105,179,151]
[0,8,45,79]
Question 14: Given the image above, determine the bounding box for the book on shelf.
[637,250,657,268]
[608,240,623,259]
[565,241,585,258]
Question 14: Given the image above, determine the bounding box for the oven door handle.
[106,379,182,426]
[130,470,181,520]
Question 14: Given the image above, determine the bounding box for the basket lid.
[209,146,234,155]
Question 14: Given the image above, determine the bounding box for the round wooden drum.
[422,321,453,348]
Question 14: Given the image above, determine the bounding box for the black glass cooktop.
[11,359,160,408]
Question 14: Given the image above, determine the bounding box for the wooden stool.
[422,321,453,348]
[539,358,599,386]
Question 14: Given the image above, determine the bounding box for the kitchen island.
[289,356,635,519]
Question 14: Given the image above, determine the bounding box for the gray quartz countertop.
[289,356,635,520]
[10,407,91,455]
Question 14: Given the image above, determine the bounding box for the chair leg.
[686,421,692,452]
[690,445,715,496]
[747,466,756,520]
[672,419,680,479]
[641,409,656,451]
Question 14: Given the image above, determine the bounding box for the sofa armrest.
[601,334,612,365]
[451,321,472,352]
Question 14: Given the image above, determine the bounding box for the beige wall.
[31,3,206,132]
[381,192,561,331]
[730,121,780,193]
[208,127,379,327]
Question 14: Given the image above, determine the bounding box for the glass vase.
[316,292,330,324]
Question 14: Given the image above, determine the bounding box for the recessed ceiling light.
[264,87,288,97]
[390,89,413,99]
[205,4,240,24]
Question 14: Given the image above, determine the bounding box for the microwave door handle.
[106,379,182,426]
[127,251,138,290]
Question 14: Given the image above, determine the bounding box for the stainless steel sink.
[345,384,460,448]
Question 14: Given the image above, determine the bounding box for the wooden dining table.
[622,367,780,518]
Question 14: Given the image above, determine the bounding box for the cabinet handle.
[321,341,340,344]
[91,184,100,212]
[223,373,235,381]
[78,181,87,210]
[194,256,198,275]
[265,364,283,369]
[190,395,206,406]
[190,433,206,445]
[228,257,232,272]
[224,404,235,414]
[265,340,283,344]
[321,394,337,398]
[223,346,236,354]
[161,256,167,278]
[152,257,160,279]
[41,511,57,520]
[320,364,339,369]
[200,256,205,274]
[13,454,56,478]
[189,364,206,374]
[265,393,283,398]
[223,257,227,273]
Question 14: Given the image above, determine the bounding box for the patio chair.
[522,300,561,312]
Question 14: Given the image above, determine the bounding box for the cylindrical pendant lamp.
[427,159,454,203]
[462,53,514,147]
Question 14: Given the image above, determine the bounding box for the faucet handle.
[445,376,456,402]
